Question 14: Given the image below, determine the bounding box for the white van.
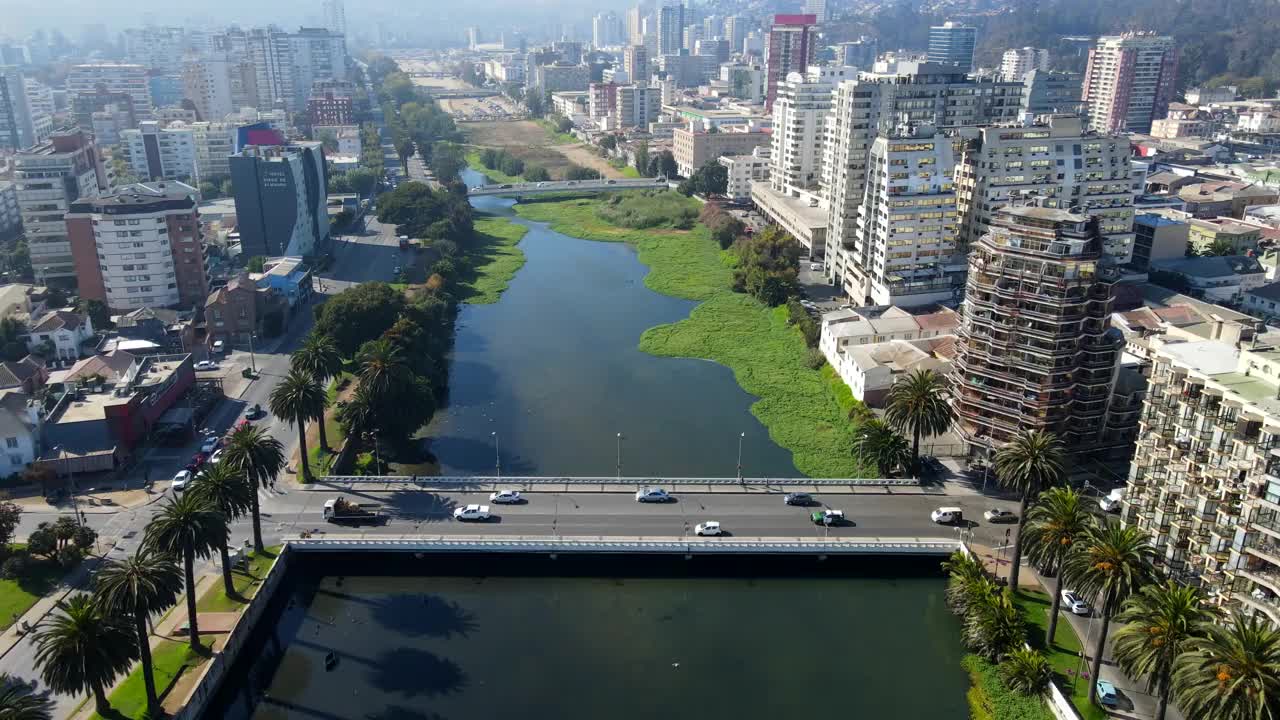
[212,340,225,355]
[1100,488,1125,513]
[931,507,963,524]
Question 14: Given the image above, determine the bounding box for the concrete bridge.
[422,89,499,99]
[467,178,670,197]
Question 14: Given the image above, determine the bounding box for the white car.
[1061,590,1091,616]
[489,490,522,504]
[694,521,722,536]
[171,470,192,492]
[208,449,225,465]
[983,508,1017,523]
[931,507,964,524]
[809,263,823,271]
[635,488,672,503]
[453,504,492,521]
[199,436,221,454]
[194,360,219,371]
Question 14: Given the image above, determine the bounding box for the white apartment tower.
[804,0,829,24]
[1083,33,1178,133]
[13,131,106,288]
[66,64,155,121]
[0,66,36,151]
[121,122,199,184]
[323,0,347,34]
[1001,47,1050,81]
[847,127,959,307]
[770,66,851,196]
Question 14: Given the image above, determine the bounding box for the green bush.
[1,554,28,580]
[805,347,826,370]
[594,191,699,230]
[962,655,1054,720]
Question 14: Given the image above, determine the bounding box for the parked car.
[1061,590,1091,616]
[453,504,492,521]
[200,435,221,454]
[931,507,963,524]
[246,404,266,420]
[784,492,812,506]
[1095,680,1118,707]
[635,487,672,503]
[489,490,522,504]
[194,360,219,371]
[809,263,823,271]
[694,521,722,536]
[1100,488,1125,513]
[171,470,192,492]
[208,449,225,466]
[983,508,1017,523]
[811,509,846,526]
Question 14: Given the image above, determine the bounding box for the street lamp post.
[248,333,258,375]
[736,432,745,482]
[53,445,81,527]
[616,432,623,482]
[492,431,500,481]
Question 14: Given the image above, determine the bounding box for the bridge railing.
[286,534,959,554]
[317,475,922,487]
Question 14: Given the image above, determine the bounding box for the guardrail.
[285,535,959,555]
[317,475,922,487]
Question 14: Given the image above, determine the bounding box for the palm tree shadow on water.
[369,647,468,698]
[369,594,479,639]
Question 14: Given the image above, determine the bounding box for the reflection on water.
[242,573,968,720]
[425,169,800,478]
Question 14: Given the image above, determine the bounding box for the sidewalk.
[293,478,950,495]
[10,485,168,515]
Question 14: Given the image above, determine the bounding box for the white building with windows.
[1000,47,1050,81]
[720,148,770,201]
[26,310,94,361]
[66,63,154,121]
[121,122,199,184]
[0,390,41,476]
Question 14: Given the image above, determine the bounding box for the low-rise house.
[1244,282,1280,321]
[254,257,313,309]
[1188,217,1263,254]
[1178,181,1279,219]
[112,307,196,353]
[0,357,48,394]
[1149,255,1268,304]
[25,310,95,363]
[0,390,42,478]
[204,271,286,349]
[819,305,961,406]
[1111,283,1267,359]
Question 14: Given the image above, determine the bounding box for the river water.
[425,169,800,478]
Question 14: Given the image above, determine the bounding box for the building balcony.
[1232,592,1280,625]
[1240,566,1280,597]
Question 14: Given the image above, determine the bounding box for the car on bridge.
[811,509,846,526]
[453,504,492,521]
[784,492,813,506]
[983,508,1018,523]
[489,490,522,504]
[694,521,722,536]
[635,487,672,503]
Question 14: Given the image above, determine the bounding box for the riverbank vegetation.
[514,192,873,477]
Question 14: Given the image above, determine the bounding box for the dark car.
[784,492,812,506]
[246,404,266,420]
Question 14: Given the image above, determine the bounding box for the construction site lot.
[441,95,523,121]
[464,121,626,180]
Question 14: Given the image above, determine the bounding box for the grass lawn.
[458,216,529,304]
[535,118,576,145]
[609,159,642,178]
[515,194,874,477]
[0,549,66,630]
[1015,590,1110,720]
[92,639,205,720]
[465,149,524,184]
[305,375,351,480]
[196,545,282,613]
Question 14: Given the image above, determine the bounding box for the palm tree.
[964,588,1026,662]
[1061,523,1158,705]
[336,385,376,440]
[943,550,990,616]
[883,368,955,474]
[1113,582,1221,720]
[1202,238,1237,257]
[93,548,183,716]
[1000,648,1054,695]
[355,338,412,402]
[851,419,912,476]
[144,494,226,650]
[188,464,255,598]
[34,595,137,715]
[1172,615,1280,720]
[222,424,284,552]
[291,333,344,451]
[0,675,53,719]
[994,429,1066,593]
[1021,486,1099,646]
[269,368,326,482]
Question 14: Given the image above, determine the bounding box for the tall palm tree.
[188,464,255,598]
[0,675,54,719]
[851,419,912,476]
[883,368,955,474]
[269,368,326,482]
[33,595,137,715]
[222,424,284,552]
[291,333,344,451]
[1113,581,1221,720]
[93,548,183,716]
[144,494,226,650]
[1021,486,1099,646]
[994,429,1066,593]
[355,338,412,403]
[1061,523,1158,705]
[1172,615,1280,720]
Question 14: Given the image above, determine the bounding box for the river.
[424,169,801,478]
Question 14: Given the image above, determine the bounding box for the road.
[467,177,668,196]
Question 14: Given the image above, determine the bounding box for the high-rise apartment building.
[955,114,1141,263]
[226,27,347,114]
[230,143,328,258]
[183,57,237,121]
[928,22,977,72]
[323,0,347,34]
[1020,70,1083,116]
[614,84,662,128]
[65,181,209,310]
[1119,338,1280,622]
[13,130,107,287]
[722,16,747,54]
[627,7,645,46]
[593,12,624,48]
[804,0,829,24]
[66,64,154,121]
[846,127,959,307]
[822,61,1024,298]
[306,92,353,127]
[189,122,235,181]
[764,14,816,112]
[0,66,36,151]
[624,45,649,84]
[951,205,1122,453]
[658,3,685,56]
[683,25,704,53]
[121,27,189,71]
[121,122,198,184]
[1001,47,1050,80]
[770,66,845,195]
[288,29,348,114]
[1083,33,1178,133]
[835,37,877,68]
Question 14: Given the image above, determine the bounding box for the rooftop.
[1151,254,1265,278]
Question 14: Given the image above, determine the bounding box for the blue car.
[1095,680,1118,707]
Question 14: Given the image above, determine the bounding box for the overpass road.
[467,178,668,197]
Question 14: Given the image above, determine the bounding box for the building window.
[4,437,16,449]
[8,456,20,466]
